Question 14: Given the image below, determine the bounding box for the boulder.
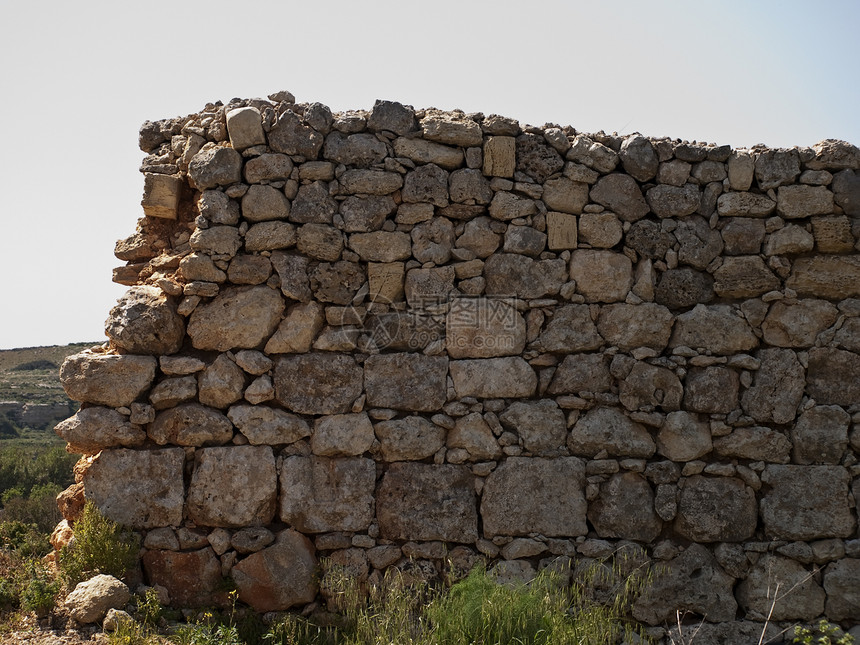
[65,574,130,624]
[197,354,245,409]
[807,347,860,406]
[618,361,683,412]
[341,195,397,232]
[186,446,277,527]
[83,448,185,529]
[60,352,156,407]
[761,299,838,347]
[547,353,611,394]
[568,250,633,303]
[589,174,649,222]
[646,184,700,218]
[377,463,478,542]
[655,411,712,462]
[538,304,603,353]
[268,110,323,158]
[792,405,850,465]
[279,456,375,532]
[188,146,242,190]
[620,135,658,182]
[311,413,375,457]
[683,366,739,414]
[231,530,318,612]
[242,184,291,222]
[264,301,325,354]
[105,286,184,355]
[481,457,586,538]
[484,254,566,299]
[596,303,673,351]
[712,426,792,463]
[447,413,502,460]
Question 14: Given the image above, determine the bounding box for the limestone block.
[393,137,463,170]
[188,286,284,351]
[311,413,375,457]
[241,185,291,224]
[244,153,293,183]
[569,250,632,303]
[674,215,723,269]
[807,347,860,406]
[755,149,800,189]
[404,266,455,308]
[447,413,501,460]
[244,221,296,252]
[656,411,711,462]
[811,215,855,253]
[339,169,404,195]
[761,299,838,347]
[421,113,482,146]
[368,262,405,303]
[274,353,363,415]
[227,404,309,445]
[568,407,655,458]
[481,457,586,538]
[546,353,611,394]
[737,555,824,621]
[588,472,661,542]
[716,192,776,217]
[760,465,855,540]
[763,224,814,256]
[645,184,700,218]
[792,405,850,465]
[341,195,397,232]
[84,447,185,529]
[482,136,516,178]
[824,559,860,621]
[721,218,765,255]
[726,151,755,190]
[268,110,323,159]
[502,224,546,257]
[232,530,318,612]
[65,575,130,624]
[60,352,157,407]
[141,173,181,219]
[589,174,649,222]
[456,216,501,257]
[55,407,145,455]
[484,254,566,299]
[807,139,860,170]
[741,348,804,424]
[197,354,245,409]
[786,256,860,299]
[179,253,227,283]
[364,353,447,411]
[226,106,265,151]
[149,376,197,410]
[374,416,446,461]
[186,446,277,527]
[776,184,834,219]
[713,256,780,299]
[309,261,364,305]
[377,463,478,542]
[619,134,658,182]
[619,361,682,412]
[279,456,375,532]
[448,168,492,204]
[149,403,232,446]
[499,400,566,455]
[633,544,737,625]
[683,366,739,414]
[449,357,536,398]
[488,191,537,221]
[368,100,416,135]
[542,177,589,214]
[674,475,756,542]
[516,133,564,183]
[578,211,622,248]
[669,304,757,354]
[597,303,673,351]
[296,223,343,261]
[105,286,185,356]
[323,132,387,167]
[188,146,242,190]
[189,226,242,257]
[264,301,325,355]
[142,548,221,608]
[446,297,526,358]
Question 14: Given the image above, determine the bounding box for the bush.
[58,501,138,586]
[0,521,50,558]
[19,561,59,617]
[1,483,63,534]
[0,412,20,438]
[10,360,57,371]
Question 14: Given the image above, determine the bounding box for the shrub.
[1,483,63,534]
[58,501,138,586]
[791,620,855,645]
[19,561,59,617]
[0,520,51,558]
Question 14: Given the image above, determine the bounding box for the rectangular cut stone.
[367,262,405,303]
[377,463,478,542]
[279,456,375,533]
[449,357,537,398]
[364,354,448,411]
[483,136,516,178]
[481,457,587,537]
[546,212,578,250]
[83,448,185,529]
[786,256,860,299]
[141,173,181,219]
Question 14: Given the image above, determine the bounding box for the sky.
[1,0,858,349]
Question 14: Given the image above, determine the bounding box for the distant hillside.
[0,342,98,431]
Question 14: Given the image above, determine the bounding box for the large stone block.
[712,426,792,463]
[791,405,850,465]
[364,354,447,412]
[786,256,860,299]
[807,347,860,406]
[226,106,265,150]
[776,184,834,219]
[674,476,756,542]
[481,457,586,538]
[377,463,478,542]
[374,416,446,461]
[187,286,284,352]
[589,174,649,222]
[186,446,277,528]
[740,348,804,424]
[761,299,838,348]
[568,407,655,458]
[54,407,145,455]
[538,304,603,353]
[588,472,661,542]
[449,357,536,398]
[141,173,181,219]
[656,411,712,461]
[760,465,855,540]
[231,530,318,612]
[279,456,375,533]
[484,254,567,299]
[547,353,611,394]
[618,361,683,412]
[568,250,632,303]
[60,352,157,408]
[824,559,860,621]
[596,303,673,351]
[446,297,526,358]
[737,555,824,621]
[498,400,567,455]
[274,353,363,415]
[149,403,233,446]
[712,256,780,298]
[142,548,222,608]
[227,404,310,445]
[683,366,739,414]
[188,146,242,190]
[83,448,185,529]
[482,136,516,178]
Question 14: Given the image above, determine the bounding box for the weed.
[58,500,138,586]
[791,620,855,645]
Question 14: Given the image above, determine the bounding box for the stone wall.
[55,91,860,636]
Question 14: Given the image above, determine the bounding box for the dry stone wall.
[55,91,860,635]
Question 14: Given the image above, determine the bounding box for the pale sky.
[1,0,858,349]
